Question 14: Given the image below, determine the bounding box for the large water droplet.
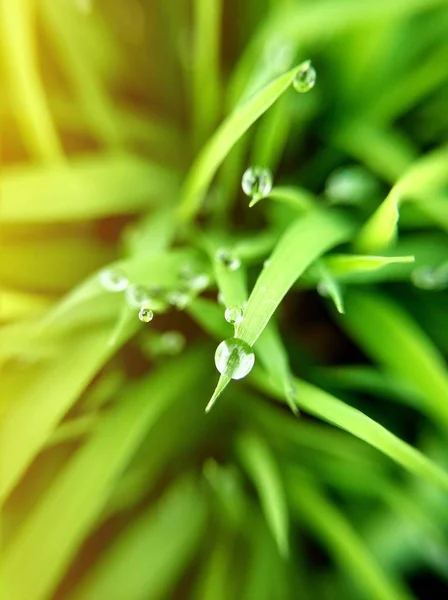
[216,249,241,271]
[293,62,316,93]
[125,283,151,308]
[99,268,129,292]
[242,166,273,202]
[215,337,255,380]
[224,305,244,326]
[138,308,153,323]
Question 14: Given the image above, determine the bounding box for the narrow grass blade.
[0,154,179,222]
[252,371,448,491]
[1,0,63,161]
[325,254,415,276]
[192,0,222,149]
[192,535,234,600]
[0,350,207,600]
[315,260,344,314]
[237,431,289,557]
[187,298,232,340]
[262,186,316,211]
[238,210,353,346]
[72,477,206,600]
[288,472,413,600]
[341,289,448,429]
[178,63,307,222]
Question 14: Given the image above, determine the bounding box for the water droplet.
[216,249,241,271]
[217,292,226,305]
[160,331,185,355]
[263,259,271,269]
[99,268,129,292]
[138,308,153,323]
[215,337,255,380]
[411,266,448,290]
[167,288,190,309]
[317,280,330,297]
[325,166,379,205]
[125,283,151,308]
[179,264,210,291]
[292,62,316,93]
[224,305,244,326]
[242,166,273,202]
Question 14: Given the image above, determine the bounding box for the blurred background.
[1,1,448,599]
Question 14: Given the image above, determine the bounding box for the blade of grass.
[251,371,448,491]
[356,144,448,252]
[341,289,448,429]
[288,471,413,600]
[72,476,207,600]
[237,210,353,346]
[0,154,179,222]
[1,0,63,161]
[324,254,415,277]
[0,349,208,600]
[178,63,307,222]
[192,0,222,149]
[236,431,289,557]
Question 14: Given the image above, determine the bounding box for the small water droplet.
[217,292,226,305]
[263,259,271,269]
[215,337,255,380]
[411,266,448,290]
[99,268,129,292]
[242,166,273,202]
[317,280,330,297]
[216,249,241,271]
[179,264,210,291]
[160,331,185,355]
[125,283,151,308]
[224,305,244,326]
[167,288,190,309]
[138,308,153,323]
[325,166,379,205]
[292,62,316,93]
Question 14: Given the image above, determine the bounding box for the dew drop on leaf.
[216,248,241,271]
[125,283,151,308]
[241,166,273,202]
[138,308,153,323]
[215,337,255,380]
[224,305,244,325]
[292,62,316,93]
[99,268,129,292]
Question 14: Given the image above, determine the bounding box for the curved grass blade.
[325,254,415,277]
[178,63,307,222]
[261,186,316,211]
[356,144,448,252]
[0,350,207,600]
[288,472,413,600]
[236,431,289,558]
[238,210,353,346]
[72,477,206,600]
[0,154,179,223]
[1,0,63,161]
[315,260,344,314]
[252,371,448,491]
[341,289,448,429]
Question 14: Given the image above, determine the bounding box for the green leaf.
[324,254,415,277]
[178,63,307,222]
[236,431,289,557]
[0,154,179,222]
[315,260,345,314]
[238,210,353,346]
[73,476,207,600]
[341,289,448,429]
[288,472,413,600]
[0,349,208,600]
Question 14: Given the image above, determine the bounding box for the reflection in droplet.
[292,62,316,93]
[214,337,255,380]
[99,268,129,292]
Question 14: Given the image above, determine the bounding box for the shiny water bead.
[292,62,316,93]
[325,166,378,205]
[99,268,129,292]
[242,166,273,201]
[214,337,255,380]
[138,308,153,323]
[167,288,190,309]
[411,266,448,290]
[125,283,151,308]
[317,280,330,297]
[224,305,244,326]
[160,331,185,355]
[179,265,210,291]
[216,249,241,271]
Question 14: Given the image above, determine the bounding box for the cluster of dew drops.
[98,61,317,384]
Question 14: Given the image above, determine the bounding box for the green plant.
[1,1,448,599]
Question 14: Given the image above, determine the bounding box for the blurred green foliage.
[1,1,448,599]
